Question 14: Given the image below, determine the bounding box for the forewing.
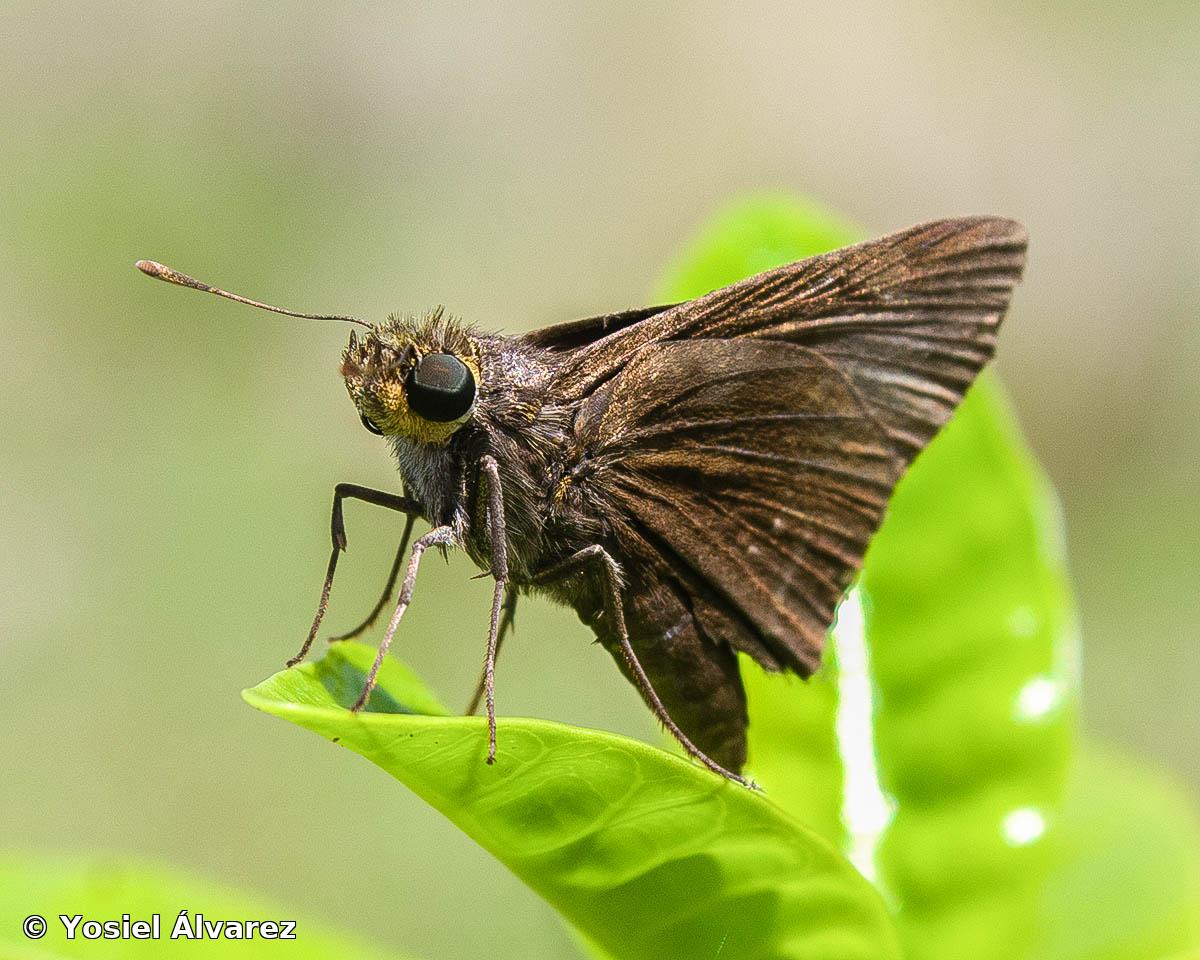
[557,216,1027,457]
[577,338,916,674]
[518,303,677,352]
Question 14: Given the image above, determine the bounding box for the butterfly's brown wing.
[519,303,679,352]
[556,216,1027,454]
[564,217,1027,769]
[572,338,903,769]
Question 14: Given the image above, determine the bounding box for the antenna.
[135,260,372,328]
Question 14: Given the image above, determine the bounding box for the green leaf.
[1030,747,1200,960]
[244,642,902,960]
[0,856,405,959]
[863,373,1080,960]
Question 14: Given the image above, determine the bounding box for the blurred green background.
[1,2,1196,957]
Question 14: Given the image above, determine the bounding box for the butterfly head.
[341,308,480,445]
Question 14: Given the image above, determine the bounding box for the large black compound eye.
[405,353,476,422]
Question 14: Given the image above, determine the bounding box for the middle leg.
[478,455,509,764]
[466,585,517,717]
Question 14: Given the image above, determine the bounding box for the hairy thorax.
[390,331,597,583]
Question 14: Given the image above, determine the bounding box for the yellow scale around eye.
[375,352,480,446]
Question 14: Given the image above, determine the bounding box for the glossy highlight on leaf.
[861,371,1081,960]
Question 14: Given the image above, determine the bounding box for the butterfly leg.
[327,512,417,642]
[287,483,423,668]
[478,456,509,764]
[530,545,753,788]
[466,585,517,716]
[350,523,457,712]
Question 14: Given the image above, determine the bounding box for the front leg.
[329,512,416,642]
[351,523,456,712]
[287,483,423,668]
[531,545,753,788]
